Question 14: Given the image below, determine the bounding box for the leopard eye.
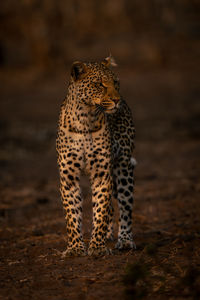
[99,82,105,88]
[94,81,104,88]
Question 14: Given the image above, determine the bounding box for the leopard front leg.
[114,158,136,250]
[87,150,113,256]
[57,149,86,257]
[88,173,112,256]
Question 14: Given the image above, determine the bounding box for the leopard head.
[70,56,121,114]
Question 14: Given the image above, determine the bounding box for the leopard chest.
[62,94,106,134]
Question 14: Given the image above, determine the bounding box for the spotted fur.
[56,56,136,256]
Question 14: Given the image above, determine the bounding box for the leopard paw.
[115,237,136,250]
[88,246,112,256]
[61,246,87,257]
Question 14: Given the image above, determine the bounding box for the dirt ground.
[0,67,200,300]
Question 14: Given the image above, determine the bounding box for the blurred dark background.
[1,1,200,299]
[0,0,199,74]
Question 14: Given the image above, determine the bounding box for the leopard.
[56,56,136,256]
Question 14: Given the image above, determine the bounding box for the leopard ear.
[71,61,88,81]
[102,55,117,68]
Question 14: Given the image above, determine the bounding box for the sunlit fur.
[56,58,136,256]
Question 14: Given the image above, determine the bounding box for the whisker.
[95,104,105,116]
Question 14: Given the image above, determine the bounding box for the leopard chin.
[104,107,117,114]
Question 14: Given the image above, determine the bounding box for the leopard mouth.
[101,99,120,112]
[94,99,120,115]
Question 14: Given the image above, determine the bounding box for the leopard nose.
[113,98,120,104]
